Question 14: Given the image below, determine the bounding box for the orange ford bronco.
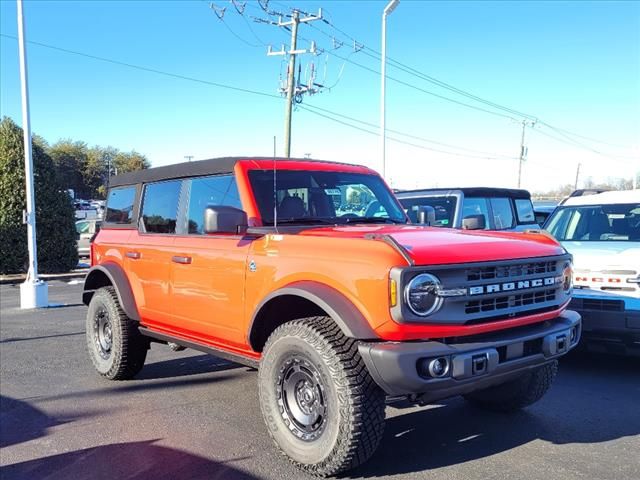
[83,157,580,476]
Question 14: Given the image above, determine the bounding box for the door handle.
[172,255,192,265]
[126,251,141,259]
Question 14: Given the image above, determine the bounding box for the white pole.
[17,0,48,309]
[380,0,399,182]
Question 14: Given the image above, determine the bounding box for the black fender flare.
[82,263,140,322]
[249,281,379,350]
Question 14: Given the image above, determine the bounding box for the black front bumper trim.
[359,310,581,399]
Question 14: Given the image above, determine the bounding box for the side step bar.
[138,326,260,369]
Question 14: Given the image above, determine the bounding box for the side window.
[141,180,182,234]
[490,197,515,230]
[76,221,90,234]
[187,175,241,234]
[515,199,535,224]
[400,196,457,227]
[105,186,136,224]
[462,197,490,229]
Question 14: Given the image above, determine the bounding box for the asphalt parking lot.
[1,282,639,480]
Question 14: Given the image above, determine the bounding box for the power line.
[0,33,280,99]
[208,2,262,47]
[301,103,517,159]
[314,13,634,152]
[529,125,633,164]
[298,104,516,160]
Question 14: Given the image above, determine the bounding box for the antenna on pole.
[273,135,278,232]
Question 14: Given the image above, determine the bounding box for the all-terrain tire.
[464,361,558,412]
[258,316,386,477]
[86,286,148,380]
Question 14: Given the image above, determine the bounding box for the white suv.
[545,190,640,355]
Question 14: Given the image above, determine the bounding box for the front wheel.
[258,317,386,476]
[86,286,148,380]
[464,361,558,412]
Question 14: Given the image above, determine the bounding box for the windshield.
[546,203,640,241]
[399,195,457,227]
[248,169,407,226]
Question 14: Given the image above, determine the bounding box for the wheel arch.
[83,263,140,322]
[248,281,378,352]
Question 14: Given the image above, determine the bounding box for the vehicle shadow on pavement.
[0,440,258,480]
[0,332,85,344]
[350,353,640,478]
[135,354,245,380]
[0,396,101,449]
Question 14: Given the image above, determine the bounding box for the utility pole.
[574,162,581,190]
[184,155,194,162]
[265,8,322,158]
[380,0,400,180]
[17,0,47,308]
[283,10,299,158]
[517,119,535,188]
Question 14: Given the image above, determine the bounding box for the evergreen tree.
[0,117,78,274]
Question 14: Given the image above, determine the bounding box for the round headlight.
[562,263,573,292]
[405,273,443,316]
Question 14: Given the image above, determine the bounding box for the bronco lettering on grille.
[468,276,559,295]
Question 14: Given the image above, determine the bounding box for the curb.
[0,270,88,285]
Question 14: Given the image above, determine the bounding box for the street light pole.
[17,0,48,308]
[380,0,399,182]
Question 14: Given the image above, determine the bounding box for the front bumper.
[359,310,581,400]
[570,295,640,356]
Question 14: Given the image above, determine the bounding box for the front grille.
[466,289,556,314]
[570,298,624,312]
[395,254,571,326]
[466,260,557,282]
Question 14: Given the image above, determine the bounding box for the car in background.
[75,219,101,257]
[544,189,640,356]
[533,202,557,226]
[396,187,539,231]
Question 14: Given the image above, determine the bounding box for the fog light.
[428,357,450,378]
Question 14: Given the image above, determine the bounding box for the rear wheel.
[258,317,386,476]
[86,286,148,380]
[464,361,558,412]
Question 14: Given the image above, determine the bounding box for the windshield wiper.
[276,217,336,225]
[342,217,405,224]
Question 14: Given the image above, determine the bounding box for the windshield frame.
[247,168,408,227]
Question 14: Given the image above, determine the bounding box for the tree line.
[37,137,150,200]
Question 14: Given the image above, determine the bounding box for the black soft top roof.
[396,187,531,199]
[109,156,362,187]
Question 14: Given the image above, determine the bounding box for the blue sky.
[1,0,638,191]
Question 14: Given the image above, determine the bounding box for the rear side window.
[141,180,182,234]
[186,175,242,234]
[514,198,535,224]
[400,196,457,227]
[490,197,515,229]
[105,186,136,224]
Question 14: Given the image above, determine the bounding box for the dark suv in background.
[396,187,539,230]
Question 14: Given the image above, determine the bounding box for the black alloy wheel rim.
[277,355,327,442]
[93,307,112,360]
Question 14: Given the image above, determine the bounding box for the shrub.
[0,117,78,274]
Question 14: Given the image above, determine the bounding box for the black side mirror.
[462,214,486,230]
[204,206,248,234]
[416,206,436,226]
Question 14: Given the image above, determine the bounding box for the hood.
[299,225,565,265]
[561,241,640,273]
